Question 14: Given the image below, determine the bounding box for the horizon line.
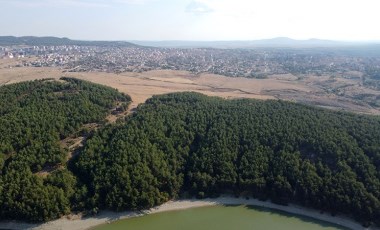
[1,35,380,43]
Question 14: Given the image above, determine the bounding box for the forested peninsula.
[1,80,380,227]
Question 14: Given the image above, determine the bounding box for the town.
[1,44,380,90]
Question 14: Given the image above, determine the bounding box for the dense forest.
[74,93,380,227]
[0,78,131,221]
[1,81,380,227]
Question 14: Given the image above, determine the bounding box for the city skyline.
[1,0,380,41]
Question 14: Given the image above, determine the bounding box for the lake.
[93,205,348,230]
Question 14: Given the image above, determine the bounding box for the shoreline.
[0,196,378,230]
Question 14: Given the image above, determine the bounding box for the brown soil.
[0,67,379,115]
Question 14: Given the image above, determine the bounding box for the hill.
[74,92,380,227]
[0,36,138,47]
[0,78,131,222]
[1,88,380,227]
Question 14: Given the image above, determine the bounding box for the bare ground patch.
[1,67,379,115]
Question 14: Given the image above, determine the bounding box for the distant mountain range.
[0,36,137,47]
[1,36,379,50]
[130,37,379,48]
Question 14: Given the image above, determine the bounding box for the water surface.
[94,205,348,230]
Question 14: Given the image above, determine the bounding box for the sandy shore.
[0,196,378,230]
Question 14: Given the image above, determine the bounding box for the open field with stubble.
[1,59,380,115]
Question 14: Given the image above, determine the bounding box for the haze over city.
[1,0,380,41]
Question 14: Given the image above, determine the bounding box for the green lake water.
[93,205,348,230]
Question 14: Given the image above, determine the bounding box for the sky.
[0,0,379,41]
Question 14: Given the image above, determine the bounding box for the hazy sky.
[1,0,379,41]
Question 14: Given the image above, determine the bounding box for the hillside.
[1,88,380,227]
[0,36,138,47]
[0,78,131,222]
[74,92,380,227]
